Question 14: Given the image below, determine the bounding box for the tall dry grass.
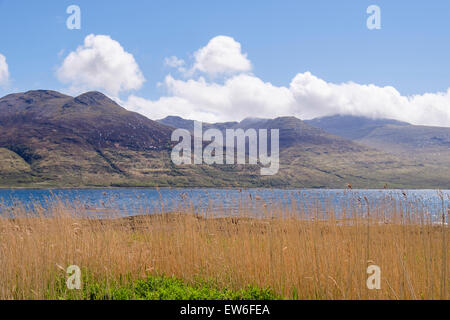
[0,191,448,300]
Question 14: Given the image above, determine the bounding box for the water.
[0,188,448,222]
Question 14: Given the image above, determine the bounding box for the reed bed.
[0,191,448,300]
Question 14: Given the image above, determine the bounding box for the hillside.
[160,116,450,188]
[307,115,450,163]
[0,90,175,187]
[306,115,410,140]
[0,91,449,189]
[306,115,450,150]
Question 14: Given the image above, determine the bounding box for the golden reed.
[0,191,448,300]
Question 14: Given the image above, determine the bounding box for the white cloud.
[126,94,215,122]
[190,36,252,76]
[289,72,450,127]
[125,70,450,127]
[126,74,294,122]
[121,35,450,127]
[164,56,185,68]
[57,34,145,96]
[0,54,9,85]
[164,56,186,73]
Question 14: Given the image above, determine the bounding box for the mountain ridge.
[0,90,449,189]
[306,114,450,156]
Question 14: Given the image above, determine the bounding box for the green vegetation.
[52,273,279,301]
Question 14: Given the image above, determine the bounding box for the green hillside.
[0,91,449,189]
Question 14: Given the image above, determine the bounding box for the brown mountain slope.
[306,114,450,171]
[306,115,450,154]
[0,91,448,189]
[0,90,174,186]
[159,116,450,188]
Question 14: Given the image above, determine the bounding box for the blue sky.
[0,0,449,125]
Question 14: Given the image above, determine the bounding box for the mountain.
[157,116,201,132]
[0,90,175,187]
[159,116,364,150]
[0,91,449,189]
[159,115,450,188]
[0,90,172,150]
[237,116,365,150]
[158,116,239,133]
[306,115,450,156]
[306,115,410,140]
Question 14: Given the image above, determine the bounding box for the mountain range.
[306,115,450,153]
[0,90,449,189]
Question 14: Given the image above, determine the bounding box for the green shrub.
[52,273,280,301]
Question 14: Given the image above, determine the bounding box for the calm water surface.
[0,188,448,221]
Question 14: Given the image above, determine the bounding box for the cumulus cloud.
[126,74,293,122]
[126,71,450,127]
[190,36,252,76]
[122,35,450,127]
[288,72,450,126]
[57,34,145,96]
[0,53,9,85]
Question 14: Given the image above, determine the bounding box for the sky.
[0,0,449,126]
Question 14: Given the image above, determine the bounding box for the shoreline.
[0,186,449,191]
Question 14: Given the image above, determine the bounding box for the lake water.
[0,188,448,222]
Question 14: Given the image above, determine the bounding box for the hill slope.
[0,91,449,189]
[0,90,175,187]
[307,115,450,162]
[306,115,410,140]
[159,116,450,188]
